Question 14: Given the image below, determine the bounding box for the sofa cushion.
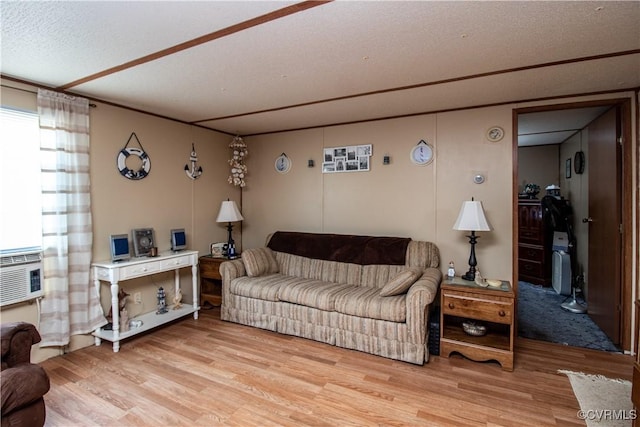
[275,252,363,286]
[278,280,354,311]
[334,286,406,322]
[230,274,299,301]
[267,231,411,265]
[379,268,422,296]
[361,264,407,288]
[242,247,279,277]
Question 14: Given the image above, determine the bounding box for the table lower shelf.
[442,323,511,351]
[93,303,197,342]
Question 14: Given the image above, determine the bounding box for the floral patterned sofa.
[220,231,442,364]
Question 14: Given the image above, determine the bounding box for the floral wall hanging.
[228,135,248,187]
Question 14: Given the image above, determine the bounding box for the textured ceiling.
[1,1,639,138]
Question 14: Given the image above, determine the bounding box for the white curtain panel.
[37,89,106,347]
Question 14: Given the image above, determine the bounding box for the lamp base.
[461,271,475,281]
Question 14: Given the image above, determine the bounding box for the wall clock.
[574,151,585,174]
[410,140,434,166]
[275,153,291,174]
[486,126,505,142]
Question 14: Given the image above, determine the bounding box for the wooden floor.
[41,307,634,427]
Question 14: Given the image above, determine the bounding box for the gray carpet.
[517,281,620,352]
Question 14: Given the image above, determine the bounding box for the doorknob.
[582,217,593,223]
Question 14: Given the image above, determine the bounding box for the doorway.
[513,98,633,352]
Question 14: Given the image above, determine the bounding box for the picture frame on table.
[132,228,155,257]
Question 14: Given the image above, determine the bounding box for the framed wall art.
[322,144,372,173]
[132,228,155,257]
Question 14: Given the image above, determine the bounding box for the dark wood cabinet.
[199,255,226,307]
[518,199,552,286]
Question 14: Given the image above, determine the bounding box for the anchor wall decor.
[184,143,203,180]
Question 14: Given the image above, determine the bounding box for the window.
[0,107,42,253]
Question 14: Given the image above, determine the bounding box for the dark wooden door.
[586,107,621,344]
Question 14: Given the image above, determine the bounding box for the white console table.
[92,250,199,352]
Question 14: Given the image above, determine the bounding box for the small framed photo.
[132,228,155,257]
[357,145,372,157]
[323,162,336,173]
[359,156,369,171]
[565,158,572,179]
[210,242,225,258]
[324,148,334,162]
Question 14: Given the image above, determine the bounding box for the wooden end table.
[199,255,233,307]
[440,277,515,371]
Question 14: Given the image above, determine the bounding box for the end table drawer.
[442,294,512,324]
[120,260,161,279]
[162,255,191,269]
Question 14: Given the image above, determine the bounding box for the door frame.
[512,97,633,351]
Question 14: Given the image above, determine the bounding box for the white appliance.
[552,250,571,296]
[0,249,43,307]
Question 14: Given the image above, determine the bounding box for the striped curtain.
[37,89,106,347]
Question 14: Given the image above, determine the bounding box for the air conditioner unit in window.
[0,249,43,307]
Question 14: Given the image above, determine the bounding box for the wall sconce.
[383,155,390,165]
[308,159,315,168]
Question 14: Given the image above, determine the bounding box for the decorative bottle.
[447,261,456,278]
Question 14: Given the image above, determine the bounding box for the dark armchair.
[1,322,50,427]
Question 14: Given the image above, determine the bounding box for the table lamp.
[453,198,492,281]
[216,199,244,259]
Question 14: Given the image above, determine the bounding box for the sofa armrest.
[220,259,246,309]
[1,364,50,415]
[406,267,442,344]
[1,323,41,369]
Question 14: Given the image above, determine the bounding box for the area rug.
[518,281,620,352]
[559,370,634,427]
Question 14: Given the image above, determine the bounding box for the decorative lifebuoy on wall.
[117,147,151,180]
[117,132,151,180]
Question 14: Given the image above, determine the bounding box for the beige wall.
[517,144,560,194]
[243,106,514,282]
[1,81,239,362]
[1,80,637,359]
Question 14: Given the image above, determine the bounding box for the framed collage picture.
[322,144,372,173]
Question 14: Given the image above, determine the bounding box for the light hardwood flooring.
[41,307,634,426]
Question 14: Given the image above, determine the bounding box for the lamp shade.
[453,200,491,231]
[216,200,244,223]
